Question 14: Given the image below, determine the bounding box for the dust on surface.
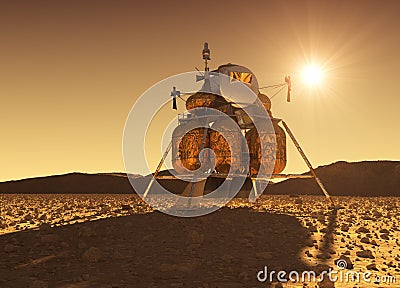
[0,194,399,287]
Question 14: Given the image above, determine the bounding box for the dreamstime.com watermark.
[257,260,397,285]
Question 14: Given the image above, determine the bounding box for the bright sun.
[302,65,323,86]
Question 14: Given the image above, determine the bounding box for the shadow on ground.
[0,208,313,288]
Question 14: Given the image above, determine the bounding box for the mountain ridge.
[0,160,399,196]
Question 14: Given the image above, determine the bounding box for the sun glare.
[302,65,323,86]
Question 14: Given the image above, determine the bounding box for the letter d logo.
[257,266,268,282]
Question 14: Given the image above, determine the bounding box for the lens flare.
[302,65,323,86]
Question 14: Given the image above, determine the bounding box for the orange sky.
[1,0,399,181]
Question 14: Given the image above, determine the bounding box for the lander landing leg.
[143,140,172,199]
[280,121,335,208]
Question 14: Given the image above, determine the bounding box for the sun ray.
[302,65,324,86]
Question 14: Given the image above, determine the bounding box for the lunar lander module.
[144,43,335,207]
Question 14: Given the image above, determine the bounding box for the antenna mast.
[202,42,211,71]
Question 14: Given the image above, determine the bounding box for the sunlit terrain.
[1,194,399,287]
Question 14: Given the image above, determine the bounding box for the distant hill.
[0,173,137,194]
[267,160,400,197]
[0,161,399,196]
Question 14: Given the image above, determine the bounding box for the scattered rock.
[366,263,378,271]
[360,237,370,244]
[82,247,102,262]
[316,252,331,259]
[121,204,132,210]
[24,214,33,221]
[356,227,370,234]
[356,250,374,259]
[305,239,314,247]
[334,255,354,269]
[309,225,318,233]
[372,210,382,217]
[381,233,389,240]
[294,198,302,205]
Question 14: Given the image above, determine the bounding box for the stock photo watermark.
[257,259,397,285]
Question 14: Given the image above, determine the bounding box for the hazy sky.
[1,0,399,181]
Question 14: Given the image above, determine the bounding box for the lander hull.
[171,63,286,178]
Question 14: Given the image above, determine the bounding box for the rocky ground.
[0,194,399,287]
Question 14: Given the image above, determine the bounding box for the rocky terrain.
[0,194,399,287]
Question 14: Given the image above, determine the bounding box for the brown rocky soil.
[0,194,399,287]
